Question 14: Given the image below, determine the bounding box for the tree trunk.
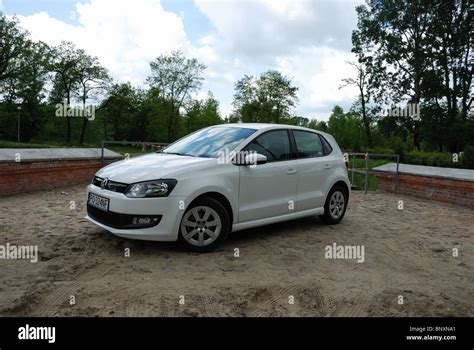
[79,95,87,145]
[79,117,88,145]
[360,89,372,147]
[66,91,71,144]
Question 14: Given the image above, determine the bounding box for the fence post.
[351,153,355,185]
[364,153,369,194]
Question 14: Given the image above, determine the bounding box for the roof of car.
[213,123,328,134]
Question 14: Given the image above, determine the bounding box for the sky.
[2,0,363,121]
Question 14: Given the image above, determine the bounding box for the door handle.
[324,164,332,169]
[287,168,297,175]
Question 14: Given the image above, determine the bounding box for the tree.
[340,60,373,147]
[76,52,111,144]
[49,41,82,143]
[100,83,143,141]
[232,75,259,122]
[13,41,51,141]
[351,0,472,151]
[352,1,434,149]
[308,119,328,132]
[184,92,222,134]
[232,70,299,123]
[430,0,472,152]
[0,14,51,141]
[327,106,361,151]
[147,50,206,142]
[258,70,299,123]
[0,14,29,87]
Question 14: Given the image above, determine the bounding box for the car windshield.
[161,127,257,158]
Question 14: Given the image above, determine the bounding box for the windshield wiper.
[160,151,197,157]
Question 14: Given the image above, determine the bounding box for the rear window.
[319,135,333,155]
[293,130,324,158]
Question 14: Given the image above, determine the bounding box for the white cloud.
[276,47,359,118]
[195,0,363,120]
[16,0,188,86]
[195,0,360,60]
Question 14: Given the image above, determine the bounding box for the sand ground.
[0,184,472,317]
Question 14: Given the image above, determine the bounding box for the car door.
[238,129,298,223]
[292,130,335,211]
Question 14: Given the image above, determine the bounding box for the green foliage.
[0,14,30,84]
[100,83,144,141]
[402,151,458,169]
[307,119,328,132]
[184,92,223,134]
[147,50,206,142]
[326,106,361,151]
[232,71,298,123]
[461,146,474,169]
[352,0,472,152]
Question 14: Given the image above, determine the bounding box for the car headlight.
[124,179,177,198]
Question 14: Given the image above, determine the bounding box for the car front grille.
[87,204,162,229]
[92,176,128,193]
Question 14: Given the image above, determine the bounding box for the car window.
[293,130,324,158]
[244,130,290,162]
[319,135,333,155]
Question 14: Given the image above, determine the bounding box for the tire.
[319,185,348,225]
[178,197,230,253]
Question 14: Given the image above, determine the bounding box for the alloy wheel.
[180,206,222,247]
[329,191,345,220]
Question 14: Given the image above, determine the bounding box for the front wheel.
[319,185,348,225]
[178,197,230,253]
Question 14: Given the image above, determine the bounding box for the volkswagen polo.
[86,124,350,252]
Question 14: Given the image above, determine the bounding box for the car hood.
[96,153,213,183]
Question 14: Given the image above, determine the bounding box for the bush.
[461,145,474,169]
[403,150,458,168]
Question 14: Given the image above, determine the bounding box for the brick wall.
[376,172,474,208]
[0,159,119,196]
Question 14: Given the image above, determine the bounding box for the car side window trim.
[288,129,298,160]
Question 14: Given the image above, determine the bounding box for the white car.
[86,124,350,252]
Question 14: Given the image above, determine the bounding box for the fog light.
[133,217,157,225]
[124,215,161,229]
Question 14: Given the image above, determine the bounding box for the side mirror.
[245,153,267,166]
[233,152,267,166]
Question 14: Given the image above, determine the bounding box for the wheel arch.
[186,191,234,226]
[328,180,350,202]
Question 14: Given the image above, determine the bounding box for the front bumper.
[85,184,186,242]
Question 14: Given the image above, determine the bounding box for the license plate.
[88,193,109,212]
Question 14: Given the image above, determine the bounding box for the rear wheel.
[320,185,348,224]
[178,197,230,253]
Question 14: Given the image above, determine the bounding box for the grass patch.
[0,140,101,148]
[0,140,66,148]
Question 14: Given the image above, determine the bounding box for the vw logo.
[101,177,109,189]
